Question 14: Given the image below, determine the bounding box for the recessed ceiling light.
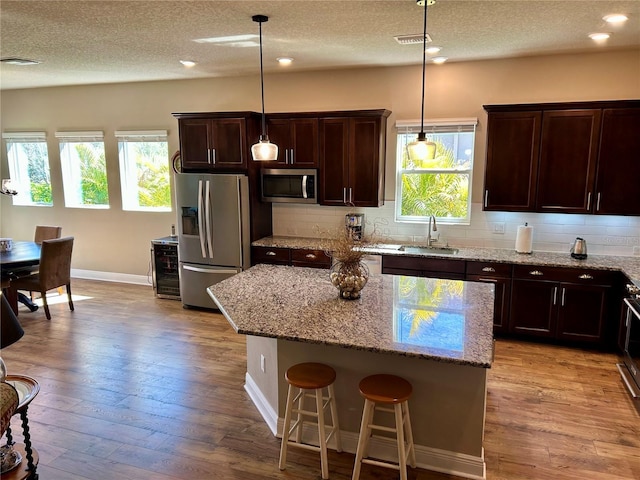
[589,32,611,41]
[0,57,40,65]
[180,60,196,67]
[432,56,448,64]
[603,14,628,24]
[277,57,293,66]
[426,46,441,54]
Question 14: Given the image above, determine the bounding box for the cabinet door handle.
[587,192,592,210]
[343,187,347,204]
[484,190,489,208]
[596,192,601,212]
[207,148,212,164]
[553,286,558,305]
[349,188,353,203]
[266,251,277,256]
[285,149,289,164]
[290,149,294,164]
[211,148,216,165]
[481,266,496,272]
[529,270,544,276]
[305,253,317,259]
[561,287,566,306]
[579,273,593,280]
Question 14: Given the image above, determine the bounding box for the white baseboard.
[244,372,486,480]
[71,269,151,286]
[244,372,279,435]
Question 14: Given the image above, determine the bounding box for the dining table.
[0,241,41,314]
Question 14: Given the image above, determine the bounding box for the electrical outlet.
[260,354,266,373]
[493,222,505,234]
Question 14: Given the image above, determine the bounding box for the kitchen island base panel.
[245,335,487,480]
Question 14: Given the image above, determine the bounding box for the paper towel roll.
[515,224,533,253]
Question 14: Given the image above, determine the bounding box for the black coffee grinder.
[345,213,364,240]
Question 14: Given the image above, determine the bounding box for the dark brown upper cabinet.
[265,116,319,167]
[594,108,640,215]
[319,110,390,207]
[483,100,640,216]
[536,109,601,214]
[172,112,260,172]
[483,111,541,211]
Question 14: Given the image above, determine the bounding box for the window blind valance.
[2,131,47,142]
[55,131,104,142]
[395,118,477,134]
[114,130,168,142]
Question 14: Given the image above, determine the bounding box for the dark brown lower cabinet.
[556,283,609,342]
[251,246,331,269]
[465,261,512,334]
[381,255,466,280]
[509,265,614,344]
[510,279,556,337]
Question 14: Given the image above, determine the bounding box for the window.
[2,131,53,206]
[56,131,109,208]
[115,130,170,212]
[395,119,477,224]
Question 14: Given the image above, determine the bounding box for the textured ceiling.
[1,0,639,90]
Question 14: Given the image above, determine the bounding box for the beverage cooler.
[151,236,181,300]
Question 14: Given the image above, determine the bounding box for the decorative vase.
[329,261,369,300]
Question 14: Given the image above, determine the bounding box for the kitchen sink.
[399,245,459,255]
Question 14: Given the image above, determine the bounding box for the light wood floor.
[2,279,639,480]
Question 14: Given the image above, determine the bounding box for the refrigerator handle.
[197,180,207,258]
[182,265,239,275]
[302,175,308,199]
[205,180,214,258]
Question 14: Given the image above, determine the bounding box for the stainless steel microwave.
[260,168,318,204]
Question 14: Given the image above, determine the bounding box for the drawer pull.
[305,253,317,259]
[266,251,277,256]
[578,274,593,280]
[529,270,544,276]
[478,277,498,283]
[481,266,496,272]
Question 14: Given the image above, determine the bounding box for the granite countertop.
[253,235,640,287]
[208,264,495,368]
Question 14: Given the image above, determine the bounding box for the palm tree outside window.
[395,119,477,225]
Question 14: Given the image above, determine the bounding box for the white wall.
[1,48,639,277]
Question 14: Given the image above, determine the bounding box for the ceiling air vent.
[1,57,41,65]
[394,33,432,45]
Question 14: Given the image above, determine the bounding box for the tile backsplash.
[272,202,640,257]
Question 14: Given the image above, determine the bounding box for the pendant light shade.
[407,0,436,164]
[251,14,278,161]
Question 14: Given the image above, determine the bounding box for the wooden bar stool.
[279,362,342,479]
[352,374,416,480]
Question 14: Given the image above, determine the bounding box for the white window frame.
[56,131,109,209]
[115,130,170,212]
[2,131,53,206]
[395,118,477,225]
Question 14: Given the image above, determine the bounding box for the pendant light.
[251,14,278,161]
[407,0,436,164]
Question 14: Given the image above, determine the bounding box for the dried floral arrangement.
[315,224,374,263]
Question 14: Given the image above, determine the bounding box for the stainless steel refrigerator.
[174,173,251,309]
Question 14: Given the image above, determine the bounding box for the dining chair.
[9,237,74,320]
[32,225,63,297]
[34,225,62,244]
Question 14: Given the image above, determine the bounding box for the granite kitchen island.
[208,264,495,479]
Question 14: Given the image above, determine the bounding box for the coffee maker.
[345,213,364,240]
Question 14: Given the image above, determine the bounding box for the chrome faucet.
[427,215,437,246]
